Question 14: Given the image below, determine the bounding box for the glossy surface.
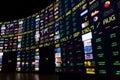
[0,73,120,80]
[0,73,57,80]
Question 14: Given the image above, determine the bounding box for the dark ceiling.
[0,0,54,22]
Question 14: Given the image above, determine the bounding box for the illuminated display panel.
[0,0,119,77]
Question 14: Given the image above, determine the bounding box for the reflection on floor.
[0,73,120,80]
[0,73,58,80]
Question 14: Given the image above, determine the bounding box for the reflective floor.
[0,73,58,80]
[0,73,120,80]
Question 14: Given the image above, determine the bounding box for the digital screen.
[0,0,119,77]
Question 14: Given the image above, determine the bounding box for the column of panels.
[16,20,23,71]
[71,0,85,74]
[90,0,120,76]
[59,0,85,73]
[59,0,70,73]
[54,1,62,72]
[35,14,40,71]
[79,0,96,74]
[99,0,120,76]
[0,23,4,71]
[39,10,45,47]
[18,16,36,72]
[0,23,3,71]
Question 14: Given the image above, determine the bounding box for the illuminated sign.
[80,9,88,16]
[91,10,99,17]
[104,1,111,8]
[89,1,99,11]
[81,21,89,28]
[82,32,92,41]
[103,14,116,25]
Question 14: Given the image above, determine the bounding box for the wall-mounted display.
[0,0,119,77]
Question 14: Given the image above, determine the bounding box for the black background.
[2,51,17,72]
[39,46,55,74]
[0,0,54,22]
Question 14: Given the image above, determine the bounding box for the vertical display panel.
[0,0,119,78]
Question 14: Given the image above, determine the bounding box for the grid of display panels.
[0,0,119,76]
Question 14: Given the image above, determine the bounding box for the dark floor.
[0,73,58,80]
[0,73,120,80]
